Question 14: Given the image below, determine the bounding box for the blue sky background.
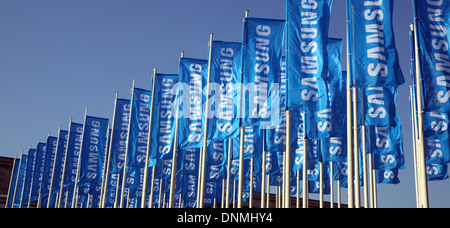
[0,0,448,208]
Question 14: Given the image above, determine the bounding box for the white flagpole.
[319,160,323,208]
[362,125,369,208]
[198,33,214,208]
[142,69,157,208]
[352,87,360,208]
[330,162,334,208]
[302,112,308,208]
[6,155,18,208]
[261,149,266,208]
[346,2,355,207]
[58,118,73,207]
[237,10,249,209]
[410,85,420,207]
[72,108,88,208]
[225,139,232,208]
[237,127,245,208]
[101,92,119,208]
[48,126,62,208]
[411,18,429,208]
[168,52,183,208]
[148,166,156,208]
[285,110,291,208]
[119,80,136,208]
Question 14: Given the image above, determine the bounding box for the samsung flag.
[208,41,242,140]
[287,0,333,111]
[109,99,130,173]
[415,0,450,112]
[30,142,46,202]
[127,87,152,167]
[148,74,178,167]
[178,57,207,149]
[347,0,405,87]
[243,17,285,126]
[78,116,109,184]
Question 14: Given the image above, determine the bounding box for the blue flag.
[426,163,448,181]
[347,0,405,87]
[376,169,400,184]
[265,56,287,152]
[287,0,333,111]
[109,99,130,174]
[415,0,450,112]
[127,87,152,168]
[78,116,109,184]
[425,135,450,165]
[243,17,285,126]
[40,136,57,203]
[423,111,450,149]
[30,142,46,202]
[63,122,83,201]
[207,41,242,140]
[49,129,68,207]
[358,86,398,127]
[148,74,179,167]
[178,57,208,149]
[21,147,36,206]
[7,157,19,207]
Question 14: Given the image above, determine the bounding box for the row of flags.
[4,0,450,208]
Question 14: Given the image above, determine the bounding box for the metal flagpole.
[319,160,323,208]
[330,162,334,208]
[237,126,245,208]
[362,125,369,208]
[5,155,18,208]
[148,166,156,208]
[58,118,73,207]
[99,125,111,208]
[48,126,62,207]
[28,139,40,208]
[168,52,184,208]
[261,149,266,208]
[411,13,429,207]
[120,80,135,208]
[101,93,119,208]
[346,3,355,207]
[410,86,420,207]
[237,10,249,209]
[368,148,374,208]
[198,33,214,208]
[285,110,291,208]
[72,108,88,208]
[302,112,308,208]
[225,139,232,208]
[142,69,157,208]
[352,87,360,208]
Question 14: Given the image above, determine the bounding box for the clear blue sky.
[0,0,448,208]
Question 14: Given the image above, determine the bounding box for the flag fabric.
[415,0,450,112]
[62,122,83,207]
[148,74,179,167]
[109,99,130,174]
[49,129,68,207]
[40,136,57,206]
[207,41,242,140]
[127,87,152,168]
[178,57,208,149]
[243,17,285,126]
[30,142,46,202]
[358,86,399,127]
[21,148,36,206]
[287,0,333,111]
[78,116,109,184]
[347,0,405,87]
[7,157,19,207]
